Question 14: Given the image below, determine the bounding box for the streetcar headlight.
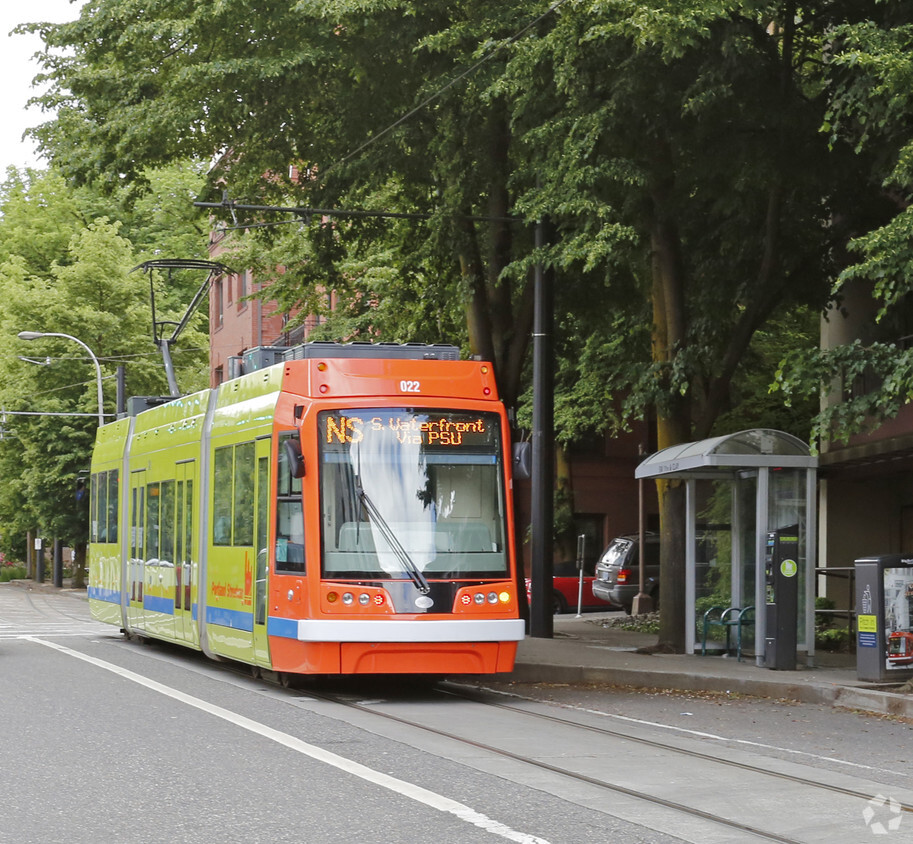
[487,592,498,604]
[473,593,485,605]
[358,593,370,606]
[498,591,510,604]
[342,592,354,605]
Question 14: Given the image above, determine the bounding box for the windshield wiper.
[357,485,431,594]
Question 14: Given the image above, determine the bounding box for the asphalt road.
[2,586,912,843]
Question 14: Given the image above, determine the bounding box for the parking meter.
[575,534,586,617]
[764,525,799,670]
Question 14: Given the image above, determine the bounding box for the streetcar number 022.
[399,380,421,393]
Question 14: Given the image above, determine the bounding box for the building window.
[214,279,224,327]
[238,270,248,311]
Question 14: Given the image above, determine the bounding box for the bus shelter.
[636,429,818,666]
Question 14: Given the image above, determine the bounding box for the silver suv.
[592,533,660,613]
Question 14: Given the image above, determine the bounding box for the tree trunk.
[73,542,87,589]
[649,170,691,652]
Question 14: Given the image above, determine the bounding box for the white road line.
[27,637,549,844]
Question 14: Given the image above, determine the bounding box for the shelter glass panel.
[738,474,758,654]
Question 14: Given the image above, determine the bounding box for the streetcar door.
[175,460,196,644]
[252,438,271,666]
[127,469,146,632]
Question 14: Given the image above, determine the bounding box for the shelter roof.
[635,429,817,480]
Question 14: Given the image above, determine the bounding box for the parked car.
[526,559,609,614]
[592,532,660,613]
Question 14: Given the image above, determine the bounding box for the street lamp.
[17,331,105,427]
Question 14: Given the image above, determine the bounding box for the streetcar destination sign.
[322,412,494,448]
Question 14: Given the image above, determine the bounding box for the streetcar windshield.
[318,409,508,580]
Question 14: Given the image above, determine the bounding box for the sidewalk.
[510,613,913,720]
[9,580,912,719]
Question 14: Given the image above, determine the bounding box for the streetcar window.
[160,480,175,564]
[233,442,255,546]
[185,480,193,562]
[90,470,118,543]
[213,446,233,545]
[130,485,138,557]
[131,483,144,560]
[212,442,256,547]
[106,470,118,544]
[92,472,104,542]
[256,456,269,623]
[276,432,305,573]
[318,409,508,580]
[146,482,161,559]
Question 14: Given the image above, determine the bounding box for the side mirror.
[284,438,306,479]
[512,441,531,480]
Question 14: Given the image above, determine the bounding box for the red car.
[526,560,611,614]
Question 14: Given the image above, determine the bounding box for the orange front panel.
[340,642,508,674]
[283,358,499,402]
[269,636,341,674]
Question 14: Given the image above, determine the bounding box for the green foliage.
[0,164,210,551]
[816,627,853,653]
[19,0,913,642]
[0,565,28,583]
[814,596,853,651]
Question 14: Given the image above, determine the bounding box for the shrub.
[816,627,853,652]
[0,565,27,583]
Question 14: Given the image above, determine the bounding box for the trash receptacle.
[855,554,913,683]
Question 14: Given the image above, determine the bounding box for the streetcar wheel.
[279,672,305,689]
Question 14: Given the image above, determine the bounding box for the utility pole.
[529,218,555,638]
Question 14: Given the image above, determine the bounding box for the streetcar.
[887,630,913,666]
[88,342,525,678]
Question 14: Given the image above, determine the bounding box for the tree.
[28,1,907,650]
[0,165,211,569]
[27,1,553,406]
[503,2,875,647]
[775,10,913,444]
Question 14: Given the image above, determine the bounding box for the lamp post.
[17,331,105,428]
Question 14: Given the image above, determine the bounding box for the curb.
[2,579,88,600]
[508,661,913,719]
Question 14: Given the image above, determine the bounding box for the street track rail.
[441,681,913,813]
[292,679,913,844]
[0,585,111,638]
